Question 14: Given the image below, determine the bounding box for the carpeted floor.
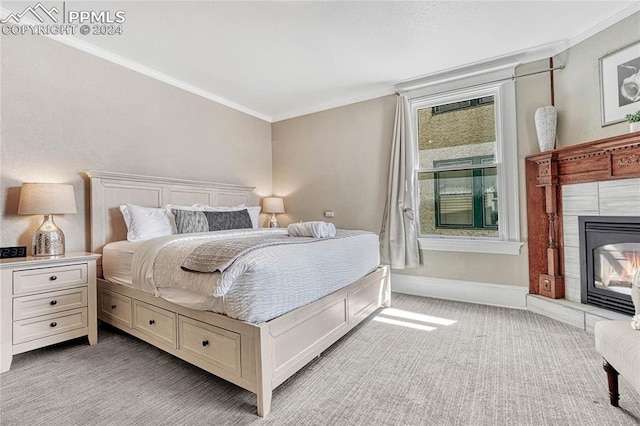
[1,293,639,425]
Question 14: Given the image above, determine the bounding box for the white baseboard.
[391,273,528,310]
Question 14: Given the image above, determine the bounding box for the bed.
[85,171,391,416]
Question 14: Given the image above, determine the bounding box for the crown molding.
[57,37,272,122]
[394,2,639,97]
[271,87,395,123]
[551,1,640,57]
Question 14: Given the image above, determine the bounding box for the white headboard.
[84,171,256,258]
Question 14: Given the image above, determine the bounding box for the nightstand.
[0,252,101,373]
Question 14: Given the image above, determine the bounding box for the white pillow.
[162,204,207,211]
[191,203,244,210]
[119,204,175,241]
[193,204,261,228]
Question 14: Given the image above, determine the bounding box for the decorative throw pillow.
[119,204,174,241]
[204,210,253,231]
[195,204,261,228]
[171,209,209,234]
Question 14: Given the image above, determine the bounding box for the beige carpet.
[1,293,639,425]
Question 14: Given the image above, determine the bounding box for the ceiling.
[2,1,638,122]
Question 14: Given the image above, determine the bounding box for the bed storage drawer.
[13,287,88,321]
[133,301,177,348]
[13,263,88,295]
[98,288,132,328]
[13,308,88,344]
[348,274,384,324]
[178,316,241,376]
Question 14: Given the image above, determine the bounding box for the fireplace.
[579,216,640,316]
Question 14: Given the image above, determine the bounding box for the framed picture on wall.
[599,40,640,126]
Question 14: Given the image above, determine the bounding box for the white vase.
[535,106,557,152]
[631,121,640,133]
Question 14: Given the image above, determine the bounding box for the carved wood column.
[540,185,564,298]
[528,153,564,298]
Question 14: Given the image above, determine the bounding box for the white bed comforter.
[130,228,380,323]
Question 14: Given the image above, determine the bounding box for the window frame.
[402,66,523,255]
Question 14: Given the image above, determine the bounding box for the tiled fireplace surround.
[561,179,640,304]
[525,133,640,333]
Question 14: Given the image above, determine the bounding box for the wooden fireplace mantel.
[525,131,640,298]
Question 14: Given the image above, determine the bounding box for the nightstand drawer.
[13,263,88,295]
[179,316,241,376]
[133,301,177,348]
[98,288,132,327]
[13,308,87,344]
[13,287,88,321]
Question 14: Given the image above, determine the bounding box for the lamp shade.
[18,183,78,215]
[262,197,285,214]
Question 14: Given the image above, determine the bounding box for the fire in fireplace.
[579,216,640,316]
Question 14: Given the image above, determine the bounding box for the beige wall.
[554,12,639,146]
[1,35,272,253]
[272,95,396,232]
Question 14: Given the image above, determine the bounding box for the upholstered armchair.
[594,270,640,407]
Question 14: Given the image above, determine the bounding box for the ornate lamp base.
[32,214,65,256]
[269,214,279,228]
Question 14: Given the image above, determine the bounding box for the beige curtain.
[380,95,419,269]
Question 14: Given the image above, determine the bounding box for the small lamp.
[262,197,285,228]
[18,183,77,256]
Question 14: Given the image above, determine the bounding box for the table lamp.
[18,183,77,256]
[263,197,285,228]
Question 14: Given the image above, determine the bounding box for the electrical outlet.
[324,211,335,218]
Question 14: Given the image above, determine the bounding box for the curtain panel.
[380,95,420,269]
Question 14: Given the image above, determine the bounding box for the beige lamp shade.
[18,183,77,256]
[18,183,78,215]
[263,197,285,228]
[262,197,285,214]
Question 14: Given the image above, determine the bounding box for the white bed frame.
[85,171,391,417]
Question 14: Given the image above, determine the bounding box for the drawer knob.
[111,305,117,310]
[149,319,155,325]
[50,300,58,306]
[50,322,57,327]
[202,340,209,347]
[49,276,57,281]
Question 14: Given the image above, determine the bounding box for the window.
[401,65,522,255]
[417,93,499,239]
[433,155,497,231]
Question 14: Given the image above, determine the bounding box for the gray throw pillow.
[204,210,252,231]
[171,209,209,234]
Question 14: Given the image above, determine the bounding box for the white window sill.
[418,237,524,255]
